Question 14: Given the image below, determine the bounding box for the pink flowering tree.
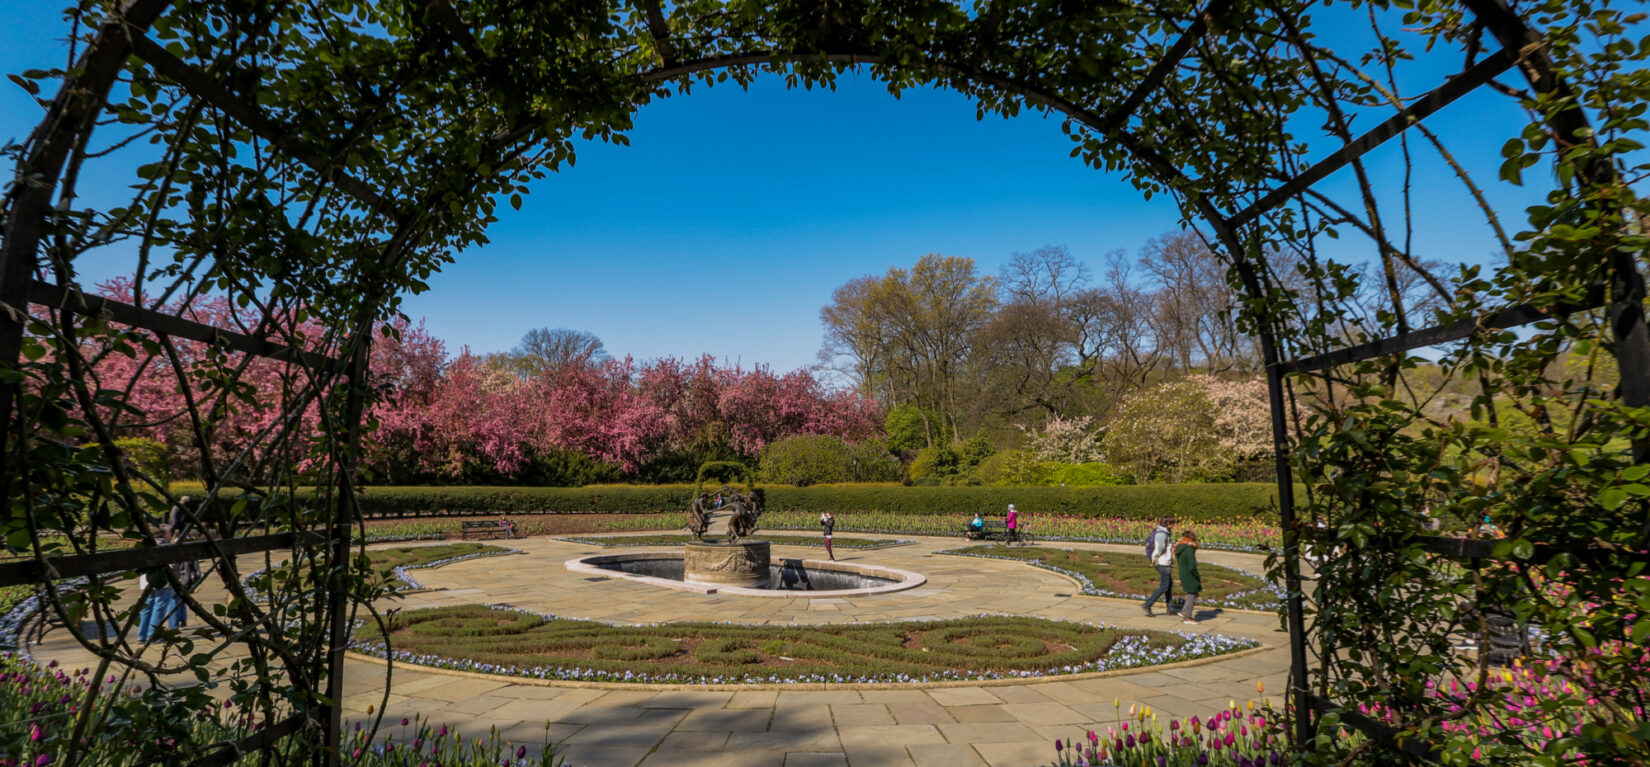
[80,279,336,484]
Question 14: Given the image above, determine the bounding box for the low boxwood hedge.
[763,484,1283,522]
[172,482,1285,523]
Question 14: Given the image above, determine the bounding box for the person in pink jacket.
[1005,504,1020,545]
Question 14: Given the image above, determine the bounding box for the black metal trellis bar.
[1305,694,1441,759]
[321,341,369,767]
[1094,0,1232,136]
[1229,46,1518,230]
[1275,285,1609,374]
[30,282,343,372]
[127,34,391,211]
[0,531,323,588]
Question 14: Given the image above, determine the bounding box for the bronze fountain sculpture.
[683,468,769,587]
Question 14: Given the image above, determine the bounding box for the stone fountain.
[683,486,769,588]
[567,481,925,596]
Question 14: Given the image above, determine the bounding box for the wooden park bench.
[963,520,1015,542]
[460,520,511,540]
[1458,604,1541,666]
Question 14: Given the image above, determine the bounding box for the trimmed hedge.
[338,483,1281,522]
[172,482,1286,522]
[764,484,1283,523]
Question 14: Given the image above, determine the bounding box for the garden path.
[30,534,1292,767]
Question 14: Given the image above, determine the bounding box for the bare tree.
[1138,231,1258,374]
[1000,245,1090,306]
[499,327,608,377]
[1063,251,1161,414]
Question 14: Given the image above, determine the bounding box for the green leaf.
[1601,486,1628,510]
[7,73,39,95]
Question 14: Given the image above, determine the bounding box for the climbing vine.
[1,0,1645,763]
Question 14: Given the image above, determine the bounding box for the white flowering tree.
[1194,375,1272,462]
[1106,377,1270,482]
[1023,415,1106,464]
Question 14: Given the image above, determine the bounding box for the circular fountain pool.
[565,552,926,597]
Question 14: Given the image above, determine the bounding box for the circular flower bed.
[352,604,1258,685]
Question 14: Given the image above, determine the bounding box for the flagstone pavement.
[30,533,1294,767]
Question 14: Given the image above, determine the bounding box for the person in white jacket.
[1141,518,1176,616]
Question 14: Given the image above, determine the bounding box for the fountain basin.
[565,552,926,597]
[683,539,771,588]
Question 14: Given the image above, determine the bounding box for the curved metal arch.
[1,1,1641,763]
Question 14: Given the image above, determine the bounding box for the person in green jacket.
[1176,530,1202,624]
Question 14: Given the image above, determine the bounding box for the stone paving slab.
[25,533,1291,767]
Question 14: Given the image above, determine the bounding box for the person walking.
[820,511,836,561]
[1141,517,1175,616]
[167,496,192,540]
[1176,530,1203,624]
[1005,504,1019,545]
[138,528,179,641]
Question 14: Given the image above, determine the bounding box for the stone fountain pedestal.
[683,539,771,588]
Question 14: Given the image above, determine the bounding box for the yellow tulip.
[1247,700,1255,711]
[1257,681,1264,694]
[1114,697,1120,708]
[1229,700,1238,710]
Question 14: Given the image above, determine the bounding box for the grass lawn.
[555,533,908,550]
[368,542,513,569]
[943,545,1282,611]
[361,604,1256,684]
[367,543,518,590]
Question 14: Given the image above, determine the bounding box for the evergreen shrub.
[307,483,1283,522]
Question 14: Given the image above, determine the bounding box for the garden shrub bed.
[357,605,1257,684]
[939,546,1283,611]
[762,512,1279,552]
[216,483,1287,522]
[554,533,911,550]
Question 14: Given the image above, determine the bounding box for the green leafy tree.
[885,404,947,453]
[759,435,855,487]
[908,444,961,482]
[846,439,903,482]
[960,433,996,469]
[113,437,172,490]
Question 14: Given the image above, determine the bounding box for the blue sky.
[2,5,1549,375]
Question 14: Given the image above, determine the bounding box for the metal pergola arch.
[1,0,1642,764]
